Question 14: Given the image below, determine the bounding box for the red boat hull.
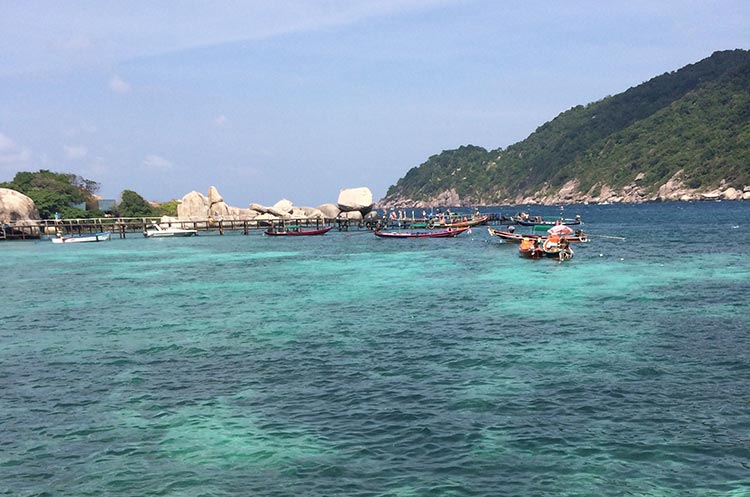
[374,227,469,239]
[264,226,333,236]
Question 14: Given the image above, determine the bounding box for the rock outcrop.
[273,199,293,214]
[177,188,265,220]
[173,185,378,222]
[337,187,373,214]
[316,203,340,218]
[177,191,210,219]
[0,188,39,225]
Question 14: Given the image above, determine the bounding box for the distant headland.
[379,50,750,208]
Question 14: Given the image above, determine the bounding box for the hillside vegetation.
[382,49,750,206]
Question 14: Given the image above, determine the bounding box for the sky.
[1,1,748,207]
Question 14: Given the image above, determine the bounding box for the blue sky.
[1,1,748,207]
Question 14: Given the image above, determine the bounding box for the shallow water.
[1,202,749,496]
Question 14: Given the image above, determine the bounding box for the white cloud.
[109,75,132,94]
[0,133,15,151]
[213,115,230,128]
[143,154,174,170]
[0,149,31,166]
[0,1,459,76]
[64,145,88,159]
[0,133,32,172]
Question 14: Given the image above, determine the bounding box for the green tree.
[117,190,157,217]
[155,200,179,217]
[0,169,100,218]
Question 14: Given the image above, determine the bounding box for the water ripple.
[1,203,750,496]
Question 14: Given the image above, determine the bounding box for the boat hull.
[374,227,469,239]
[518,236,574,261]
[423,215,489,229]
[144,230,197,237]
[264,226,333,236]
[488,227,588,243]
[516,219,581,227]
[51,232,111,244]
[144,224,198,237]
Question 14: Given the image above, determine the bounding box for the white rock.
[302,207,326,220]
[337,187,373,212]
[177,191,209,219]
[207,186,224,205]
[273,199,294,213]
[316,203,340,218]
[339,210,363,221]
[0,188,39,221]
[722,187,741,200]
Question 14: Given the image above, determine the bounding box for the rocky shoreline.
[378,171,750,208]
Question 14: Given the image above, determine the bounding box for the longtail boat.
[515,215,582,226]
[415,215,489,229]
[374,226,469,239]
[518,235,574,261]
[264,226,333,236]
[488,227,588,243]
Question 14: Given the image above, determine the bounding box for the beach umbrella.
[548,224,574,235]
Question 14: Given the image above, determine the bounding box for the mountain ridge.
[379,49,750,207]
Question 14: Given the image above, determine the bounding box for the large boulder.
[273,199,294,214]
[316,203,340,219]
[339,210,363,221]
[209,201,232,218]
[206,186,232,218]
[290,208,311,219]
[266,206,291,218]
[207,186,224,205]
[722,187,742,200]
[0,188,39,222]
[177,191,209,219]
[302,207,326,220]
[337,187,373,214]
[228,207,258,220]
[657,170,687,201]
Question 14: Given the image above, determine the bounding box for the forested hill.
[380,49,750,206]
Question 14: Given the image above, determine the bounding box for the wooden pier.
[1,216,338,240]
[40,217,334,238]
[0,212,512,241]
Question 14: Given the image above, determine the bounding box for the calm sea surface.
[1,202,749,497]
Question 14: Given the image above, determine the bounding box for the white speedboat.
[144,224,197,237]
[51,231,111,244]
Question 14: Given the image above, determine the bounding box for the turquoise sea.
[1,201,749,497]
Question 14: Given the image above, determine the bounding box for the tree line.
[0,170,177,219]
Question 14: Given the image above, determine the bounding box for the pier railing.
[2,216,336,239]
[1,212,510,240]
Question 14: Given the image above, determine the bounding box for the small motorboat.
[51,231,111,244]
[264,225,333,236]
[373,227,469,239]
[144,224,197,237]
